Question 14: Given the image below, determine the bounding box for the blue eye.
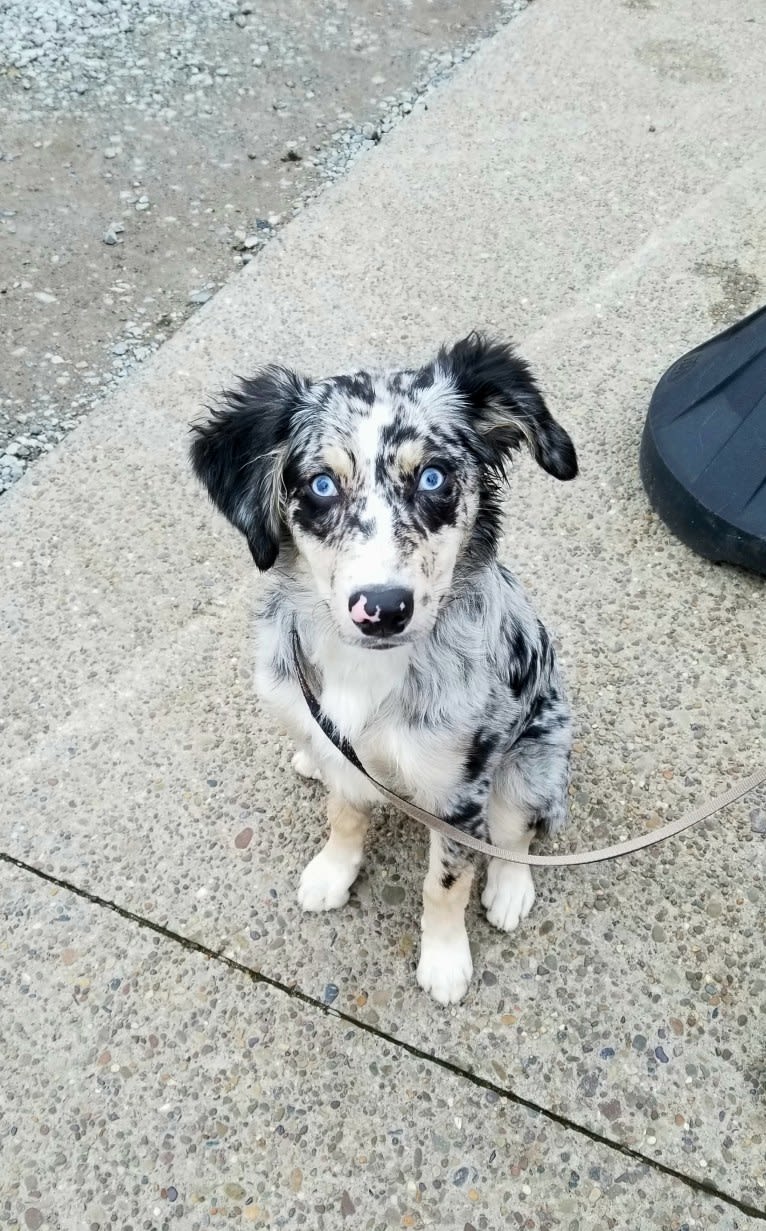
[417,466,446,492]
[310,473,338,499]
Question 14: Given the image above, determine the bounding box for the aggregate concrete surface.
[1,864,758,1229]
[1,0,765,1227]
[0,0,523,493]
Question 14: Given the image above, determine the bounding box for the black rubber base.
[640,304,766,576]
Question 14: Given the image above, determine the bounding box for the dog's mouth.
[340,627,416,651]
[351,633,414,650]
[359,638,408,651]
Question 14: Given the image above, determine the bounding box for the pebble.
[381,883,405,905]
[750,808,766,835]
[322,983,339,1005]
[599,1098,621,1121]
[1,454,26,481]
[188,287,214,305]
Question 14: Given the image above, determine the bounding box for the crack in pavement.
[2,847,764,1223]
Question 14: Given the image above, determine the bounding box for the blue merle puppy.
[191,333,577,1004]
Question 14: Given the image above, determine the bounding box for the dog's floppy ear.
[438,333,578,480]
[190,366,309,570]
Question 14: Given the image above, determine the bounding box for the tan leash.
[292,632,766,867]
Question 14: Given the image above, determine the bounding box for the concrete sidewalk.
[1,0,765,1226]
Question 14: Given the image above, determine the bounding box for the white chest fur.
[314,639,465,811]
[316,639,409,739]
[255,613,469,810]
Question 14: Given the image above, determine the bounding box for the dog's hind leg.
[482,794,536,933]
[416,834,475,1005]
[482,717,571,930]
[298,792,369,912]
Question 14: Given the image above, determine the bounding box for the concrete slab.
[1,862,760,1231]
[6,151,763,1208]
[1,0,765,1220]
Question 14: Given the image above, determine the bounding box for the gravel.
[1,0,241,105]
[1,0,529,496]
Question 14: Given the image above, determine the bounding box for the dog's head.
[191,334,577,648]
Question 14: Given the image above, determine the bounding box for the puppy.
[191,333,577,1004]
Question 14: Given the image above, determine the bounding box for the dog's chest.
[317,647,465,808]
[318,648,399,742]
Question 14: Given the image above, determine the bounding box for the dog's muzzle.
[348,586,414,638]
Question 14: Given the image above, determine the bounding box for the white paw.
[292,748,323,782]
[482,859,535,933]
[416,933,473,1005]
[298,848,358,912]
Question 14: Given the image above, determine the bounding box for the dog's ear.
[438,333,578,481]
[190,366,309,570]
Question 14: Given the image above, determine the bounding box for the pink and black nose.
[348,587,414,638]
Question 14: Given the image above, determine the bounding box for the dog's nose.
[348,587,414,637]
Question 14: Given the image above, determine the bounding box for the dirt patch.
[693,259,762,328]
[636,37,726,84]
[0,0,528,493]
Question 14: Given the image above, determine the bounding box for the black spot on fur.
[465,728,499,781]
[386,371,407,394]
[441,836,475,865]
[440,871,457,891]
[507,624,537,696]
[521,722,547,742]
[290,494,344,539]
[374,453,391,487]
[518,693,545,737]
[410,363,436,393]
[536,621,554,672]
[415,483,459,535]
[447,798,484,831]
[331,372,375,405]
[345,509,375,539]
[380,420,420,449]
[517,693,566,742]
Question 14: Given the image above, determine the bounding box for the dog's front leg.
[291,743,324,783]
[298,792,370,912]
[416,834,476,1006]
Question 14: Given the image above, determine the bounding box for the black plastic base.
[640,304,766,576]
